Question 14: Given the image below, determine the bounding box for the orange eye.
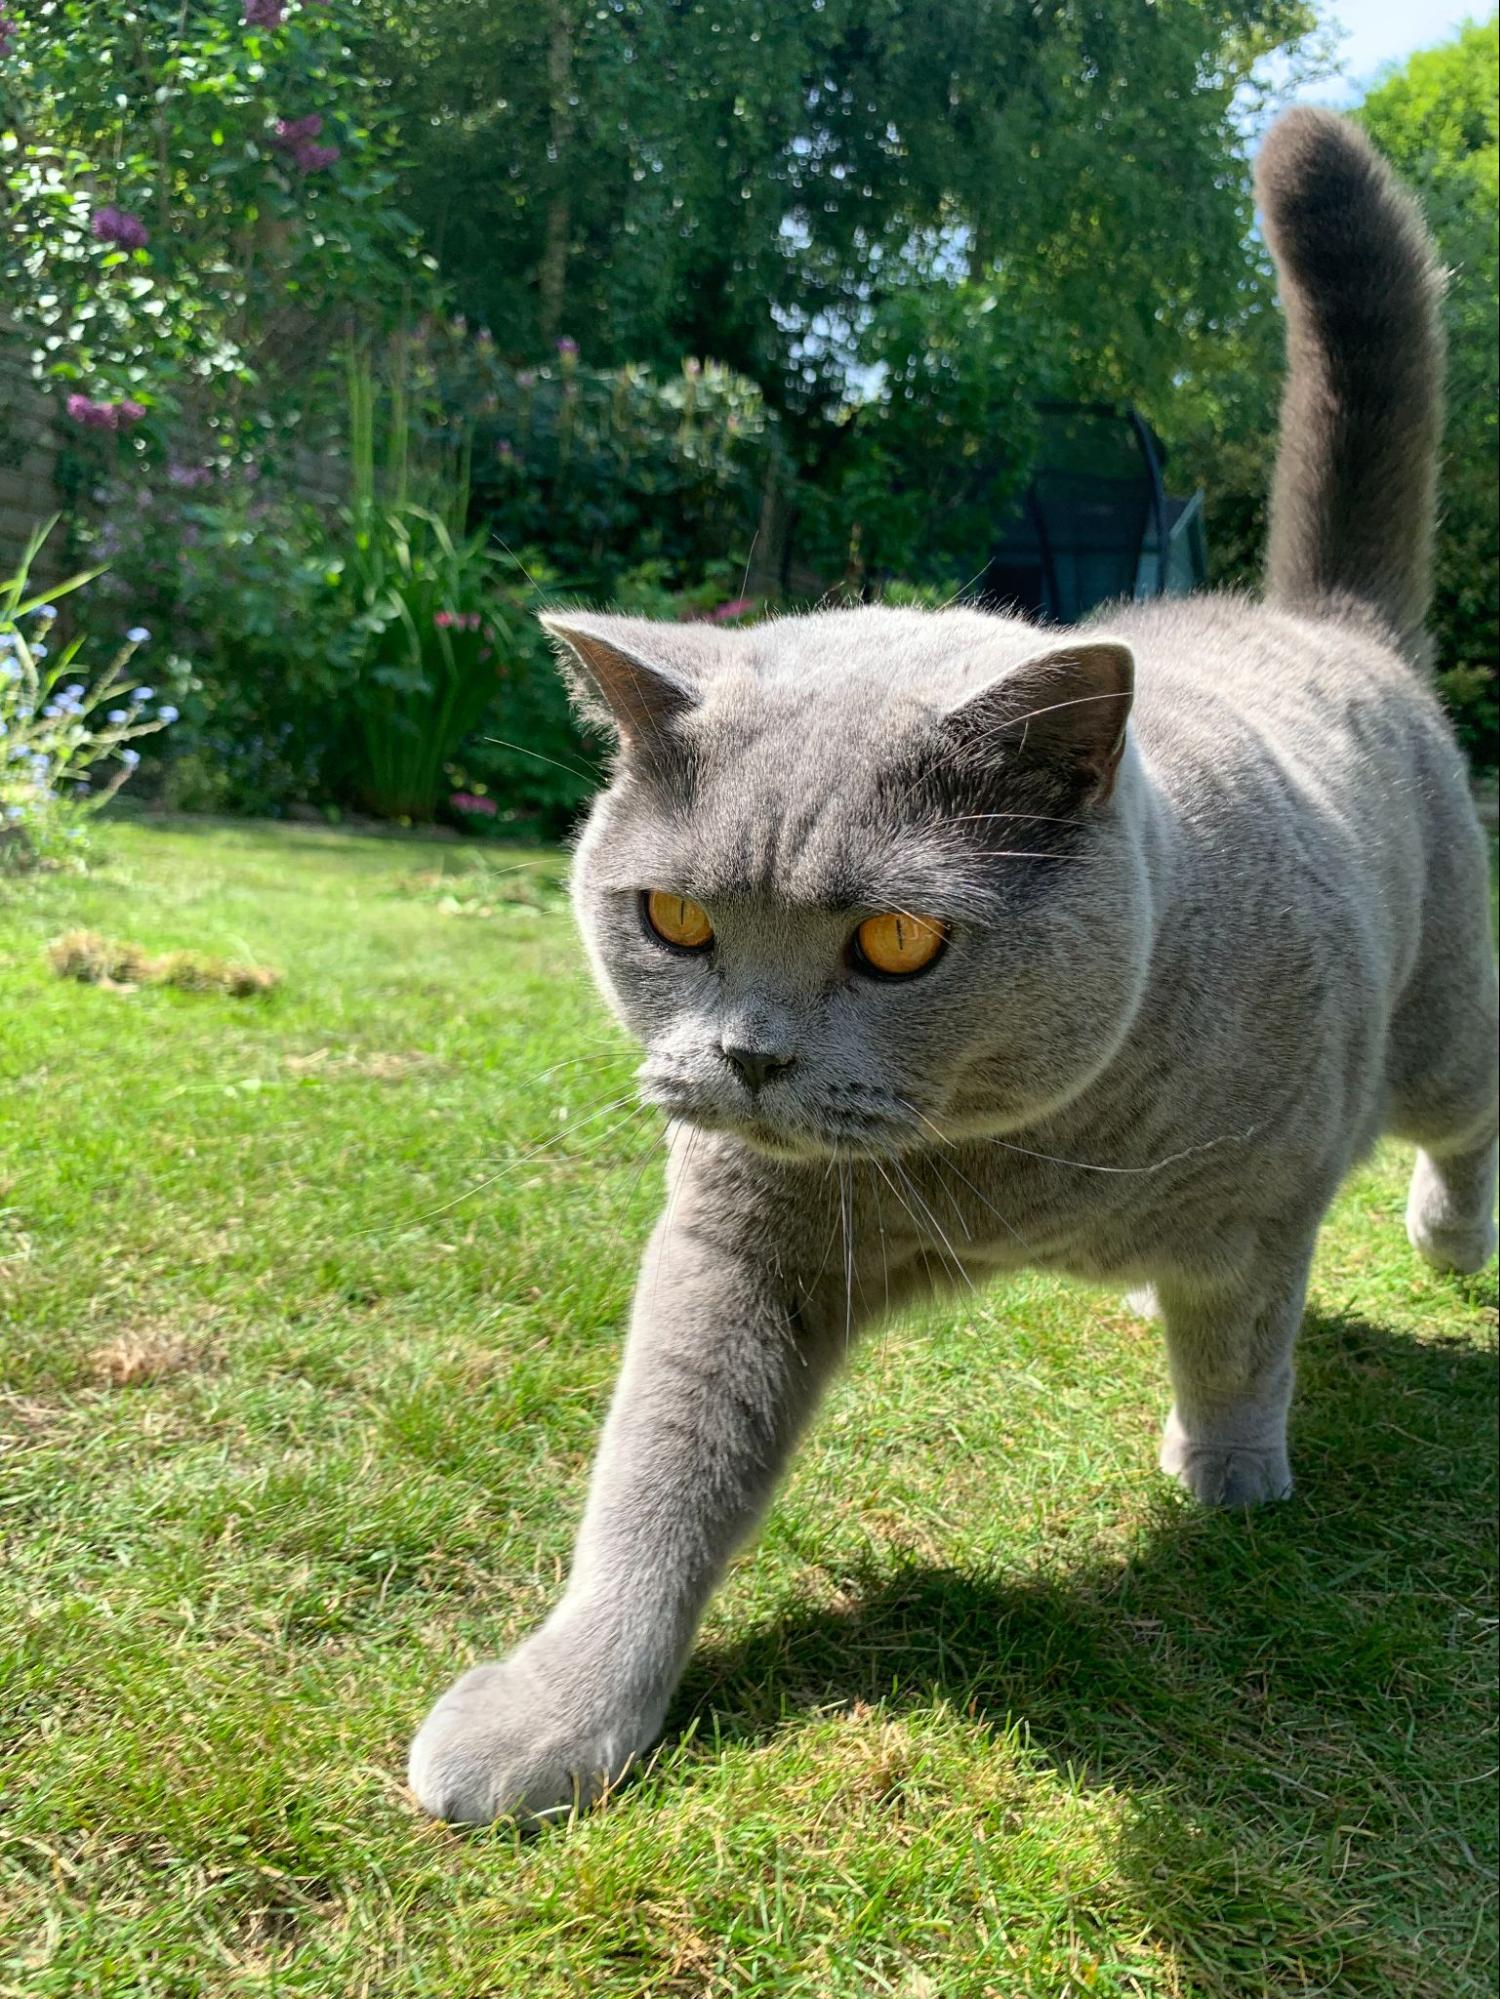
[854,911,948,977]
[643,890,714,952]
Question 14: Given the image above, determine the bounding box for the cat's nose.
[720,1043,796,1094]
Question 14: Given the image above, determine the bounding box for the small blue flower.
[120,747,141,767]
[35,604,58,622]
[126,626,151,645]
[133,686,155,703]
[157,704,179,724]
[0,631,18,652]
[107,709,128,724]
[32,643,48,660]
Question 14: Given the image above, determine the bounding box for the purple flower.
[67,394,120,431]
[555,336,579,358]
[243,0,284,25]
[167,462,213,489]
[516,370,537,390]
[273,114,324,148]
[92,206,151,251]
[296,142,341,173]
[67,393,147,431]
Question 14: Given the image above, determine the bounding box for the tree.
[1,0,426,466]
[364,1,1319,453]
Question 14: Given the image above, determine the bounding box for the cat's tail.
[1255,108,1445,666]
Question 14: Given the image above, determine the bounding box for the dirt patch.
[282,1047,442,1082]
[89,1327,211,1387]
[49,930,281,996]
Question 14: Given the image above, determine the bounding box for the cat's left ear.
[942,638,1135,803]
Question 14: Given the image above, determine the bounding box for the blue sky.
[1295,0,1484,102]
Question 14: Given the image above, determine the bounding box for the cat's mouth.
[642,1083,917,1161]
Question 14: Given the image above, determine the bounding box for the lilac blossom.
[66,394,147,432]
[92,206,151,251]
[273,113,324,148]
[243,0,284,25]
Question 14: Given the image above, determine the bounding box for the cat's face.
[555,607,1151,1159]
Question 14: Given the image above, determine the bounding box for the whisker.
[976,1128,1255,1176]
[970,850,1085,862]
[899,1100,1029,1251]
[889,1158,975,1292]
[480,734,599,787]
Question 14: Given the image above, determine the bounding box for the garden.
[1,4,1497,1995]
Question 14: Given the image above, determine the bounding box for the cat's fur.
[409,111,1498,1825]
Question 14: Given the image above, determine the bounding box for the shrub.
[1,529,176,873]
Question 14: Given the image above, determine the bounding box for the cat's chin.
[675,1110,911,1165]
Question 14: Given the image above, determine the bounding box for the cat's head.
[548,605,1152,1159]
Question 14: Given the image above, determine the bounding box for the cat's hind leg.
[1387,924,1498,1277]
[1156,1232,1316,1506]
[1406,1138,1497,1276]
[1385,818,1499,1277]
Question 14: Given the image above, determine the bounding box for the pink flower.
[66,394,147,432]
[243,0,284,25]
[273,114,324,147]
[91,206,150,251]
[68,394,117,430]
[0,4,16,55]
[434,610,456,629]
[711,597,754,622]
[450,792,498,817]
[293,142,340,174]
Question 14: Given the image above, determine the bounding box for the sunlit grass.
[1,819,1494,1997]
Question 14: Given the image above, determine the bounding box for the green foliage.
[0,530,174,873]
[364,0,1317,435]
[1,0,427,458]
[1357,17,1499,768]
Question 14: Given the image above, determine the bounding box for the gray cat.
[409,110,1498,1826]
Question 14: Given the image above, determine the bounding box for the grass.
[1,819,1495,1999]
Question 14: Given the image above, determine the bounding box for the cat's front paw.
[1159,1409,1292,1507]
[407,1645,660,1828]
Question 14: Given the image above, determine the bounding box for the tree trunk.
[536,1,575,345]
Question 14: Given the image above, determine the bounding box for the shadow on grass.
[677,1308,1498,1990]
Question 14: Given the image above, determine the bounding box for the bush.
[1,530,176,872]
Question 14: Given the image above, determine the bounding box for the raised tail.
[1255,108,1445,665]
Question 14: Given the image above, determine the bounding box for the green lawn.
[1,820,1495,1999]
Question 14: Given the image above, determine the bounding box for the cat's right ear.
[539,613,698,751]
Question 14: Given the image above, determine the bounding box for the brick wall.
[0,321,64,576]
